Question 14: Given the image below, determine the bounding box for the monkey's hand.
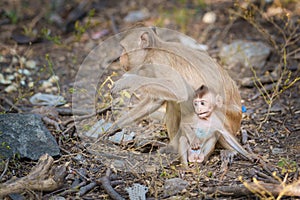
[190,137,202,150]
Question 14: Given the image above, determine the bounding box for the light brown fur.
[179,85,253,167]
[113,27,242,155]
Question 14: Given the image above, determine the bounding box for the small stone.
[25,60,37,69]
[112,160,125,169]
[272,148,285,154]
[19,56,26,64]
[12,56,18,64]
[28,81,34,88]
[20,79,26,86]
[108,130,135,144]
[18,68,31,76]
[0,73,12,84]
[84,119,113,138]
[202,11,217,24]
[48,75,60,83]
[40,80,53,89]
[163,178,189,196]
[124,8,150,23]
[4,83,18,93]
[6,74,15,81]
[74,154,86,163]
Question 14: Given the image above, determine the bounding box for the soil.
[0,0,299,199]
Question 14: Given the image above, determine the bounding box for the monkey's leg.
[165,101,181,151]
[200,134,218,162]
[114,97,164,128]
[179,136,189,167]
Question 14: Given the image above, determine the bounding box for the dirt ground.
[0,0,299,199]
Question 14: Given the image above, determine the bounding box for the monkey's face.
[193,93,215,119]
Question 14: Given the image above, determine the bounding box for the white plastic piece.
[29,93,66,106]
[125,183,148,200]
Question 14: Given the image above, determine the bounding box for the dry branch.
[203,179,300,198]
[97,168,125,200]
[0,154,67,198]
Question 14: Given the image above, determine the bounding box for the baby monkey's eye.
[200,101,205,106]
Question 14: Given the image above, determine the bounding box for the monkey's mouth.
[198,111,209,117]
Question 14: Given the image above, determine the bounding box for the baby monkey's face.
[193,92,217,119]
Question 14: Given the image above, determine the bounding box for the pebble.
[163,178,189,196]
[4,83,18,93]
[25,60,37,69]
[202,11,217,24]
[124,8,150,23]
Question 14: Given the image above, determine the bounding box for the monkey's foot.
[220,150,237,172]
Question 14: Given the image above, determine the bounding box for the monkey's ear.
[194,85,207,97]
[150,26,157,34]
[216,94,223,108]
[139,32,151,48]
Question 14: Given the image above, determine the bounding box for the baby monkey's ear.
[216,94,223,108]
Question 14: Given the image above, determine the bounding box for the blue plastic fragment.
[242,105,247,113]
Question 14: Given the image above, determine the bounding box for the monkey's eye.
[200,101,205,106]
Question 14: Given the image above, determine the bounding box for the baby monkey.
[179,85,252,167]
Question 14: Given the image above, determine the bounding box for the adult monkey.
[111,27,242,154]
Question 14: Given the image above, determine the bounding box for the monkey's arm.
[114,96,164,128]
[181,123,203,150]
[112,74,188,102]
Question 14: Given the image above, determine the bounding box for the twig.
[73,169,90,182]
[62,106,111,126]
[61,123,75,136]
[42,116,62,132]
[49,181,87,197]
[0,96,22,113]
[97,168,125,200]
[0,159,9,181]
[254,169,279,184]
[79,182,97,196]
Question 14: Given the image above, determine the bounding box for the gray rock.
[219,40,271,68]
[0,113,60,160]
[163,178,189,197]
